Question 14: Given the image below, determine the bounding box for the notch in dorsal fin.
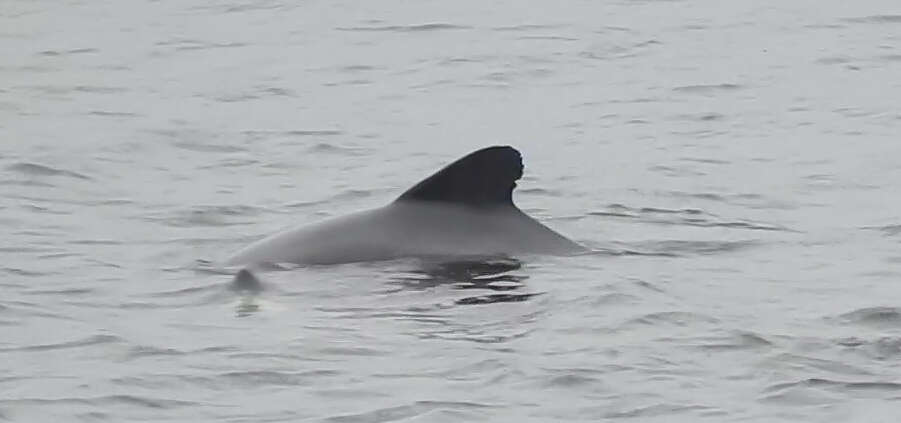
[396,146,523,207]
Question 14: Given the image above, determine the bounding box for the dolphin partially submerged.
[227,146,584,266]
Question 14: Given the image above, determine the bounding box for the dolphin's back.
[226,146,584,266]
[226,208,395,265]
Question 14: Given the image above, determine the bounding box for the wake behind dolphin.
[227,146,584,266]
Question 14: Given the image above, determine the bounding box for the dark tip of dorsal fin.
[396,146,523,207]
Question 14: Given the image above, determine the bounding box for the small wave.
[604,403,714,419]
[124,345,187,359]
[518,187,562,196]
[623,311,720,328]
[863,224,901,237]
[878,54,901,62]
[517,35,579,41]
[0,179,54,187]
[243,129,343,141]
[838,306,901,327]
[323,400,494,423]
[218,370,335,387]
[2,267,52,277]
[305,143,365,156]
[323,79,373,87]
[68,239,121,245]
[87,110,139,117]
[455,292,541,305]
[22,287,95,296]
[38,48,97,56]
[320,189,375,204]
[146,282,223,298]
[79,85,127,94]
[0,394,198,409]
[6,162,91,180]
[25,84,127,95]
[493,24,566,31]
[579,39,660,60]
[147,205,265,228]
[199,157,260,169]
[173,41,246,51]
[667,191,726,201]
[435,55,488,66]
[586,248,678,258]
[673,83,744,94]
[19,204,68,215]
[316,346,386,357]
[673,112,726,122]
[542,372,599,388]
[765,378,901,394]
[122,345,235,361]
[336,23,471,32]
[760,352,873,376]
[210,86,296,102]
[842,15,901,24]
[420,327,534,344]
[837,336,901,360]
[604,239,758,258]
[171,140,245,153]
[0,334,120,352]
[816,56,854,65]
[681,157,731,165]
[338,64,379,72]
[692,331,772,351]
[652,240,758,255]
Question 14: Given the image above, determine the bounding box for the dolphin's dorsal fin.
[396,146,523,207]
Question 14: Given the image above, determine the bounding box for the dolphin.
[226,146,585,266]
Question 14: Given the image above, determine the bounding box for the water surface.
[3,0,901,421]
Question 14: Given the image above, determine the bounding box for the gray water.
[3,0,901,421]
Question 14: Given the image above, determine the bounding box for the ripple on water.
[689,330,773,351]
[615,239,760,257]
[672,83,744,94]
[38,48,98,56]
[541,370,603,389]
[171,140,246,154]
[455,292,542,305]
[0,334,121,353]
[837,336,901,363]
[305,143,367,156]
[335,23,471,32]
[143,204,267,228]
[286,189,376,209]
[5,162,91,180]
[762,378,901,405]
[864,224,901,237]
[112,370,342,390]
[322,400,495,423]
[0,394,199,409]
[837,307,901,328]
[588,203,791,232]
[579,39,661,60]
[602,403,717,420]
[621,311,720,329]
[841,15,901,25]
[492,24,567,32]
[758,352,874,377]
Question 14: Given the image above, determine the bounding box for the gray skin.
[226,201,584,265]
[226,146,585,266]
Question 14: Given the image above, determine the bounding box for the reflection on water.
[388,256,540,305]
